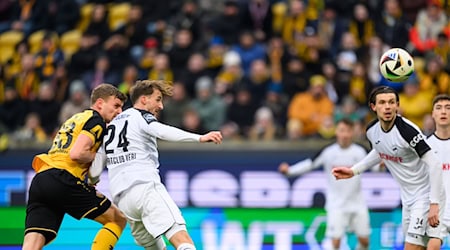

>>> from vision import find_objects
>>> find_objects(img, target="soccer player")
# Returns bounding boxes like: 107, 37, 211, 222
91, 80, 222, 250
332, 86, 446, 250
279, 118, 372, 250
427, 94, 450, 236
23, 84, 128, 250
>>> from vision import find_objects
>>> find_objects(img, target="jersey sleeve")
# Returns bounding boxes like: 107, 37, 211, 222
82, 114, 106, 143
396, 117, 430, 157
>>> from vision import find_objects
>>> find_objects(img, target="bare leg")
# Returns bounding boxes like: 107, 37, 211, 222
404, 242, 426, 250
356, 236, 369, 249
331, 238, 341, 250
22, 232, 46, 250
168, 230, 195, 249
427, 238, 442, 250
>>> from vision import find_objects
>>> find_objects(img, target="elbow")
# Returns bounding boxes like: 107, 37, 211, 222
69, 149, 83, 163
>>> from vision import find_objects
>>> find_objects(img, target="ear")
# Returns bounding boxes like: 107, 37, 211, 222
370, 103, 376, 112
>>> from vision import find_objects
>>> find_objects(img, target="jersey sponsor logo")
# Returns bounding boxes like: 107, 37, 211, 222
379, 153, 403, 163
443, 163, 450, 171
106, 153, 136, 165
409, 134, 425, 147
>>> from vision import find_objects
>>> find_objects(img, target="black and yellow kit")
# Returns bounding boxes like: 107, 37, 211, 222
25, 109, 111, 244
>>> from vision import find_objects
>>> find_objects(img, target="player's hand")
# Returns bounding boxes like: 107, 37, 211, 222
200, 131, 222, 144
278, 162, 290, 175
332, 167, 354, 179
428, 203, 440, 227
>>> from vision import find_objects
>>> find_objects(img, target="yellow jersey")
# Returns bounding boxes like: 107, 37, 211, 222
32, 109, 105, 180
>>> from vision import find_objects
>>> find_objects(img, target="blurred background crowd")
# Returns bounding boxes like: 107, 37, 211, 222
0, 0, 449, 150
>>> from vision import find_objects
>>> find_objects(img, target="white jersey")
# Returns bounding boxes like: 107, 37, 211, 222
426, 134, 450, 221
288, 143, 369, 212
366, 116, 431, 207
104, 108, 201, 202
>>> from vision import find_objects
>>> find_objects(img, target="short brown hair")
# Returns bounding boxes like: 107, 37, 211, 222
130, 80, 173, 104
432, 94, 450, 107
90, 83, 127, 105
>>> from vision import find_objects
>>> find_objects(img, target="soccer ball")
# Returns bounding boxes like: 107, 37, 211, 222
379, 48, 414, 82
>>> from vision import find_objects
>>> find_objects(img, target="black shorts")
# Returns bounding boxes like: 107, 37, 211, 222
25, 168, 111, 244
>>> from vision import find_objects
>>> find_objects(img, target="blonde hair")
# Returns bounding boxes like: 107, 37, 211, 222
90, 83, 127, 105
130, 80, 173, 104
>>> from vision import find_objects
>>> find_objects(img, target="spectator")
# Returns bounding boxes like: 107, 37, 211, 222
45, 0, 80, 35
103, 33, 131, 72
231, 31, 266, 77
58, 80, 90, 125
10, 53, 40, 101
50, 64, 70, 103
116, 3, 147, 50
432, 32, 450, 73
286, 75, 334, 139
82, 54, 120, 92
215, 50, 244, 100
334, 95, 368, 124
13, 112, 48, 144
398, 75, 433, 129
138, 37, 159, 71
348, 61, 371, 106
3, 0, 48, 35
249, 106, 277, 141
147, 53, 174, 82
374, 0, 410, 48
161, 82, 191, 128
34, 32, 65, 81
262, 83, 289, 133
207, 0, 242, 45
84, 4, 110, 44
0, 84, 28, 133
240, 0, 274, 42
181, 107, 207, 134
170, 0, 204, 46
190, 76, 227, 131
418, 55, 450, 95
205, 36, 226, 77
240, 59, 271, 105
177, 53, 211, 99
28, 83, 60, 136
117, 64, 138, 109
266, 36, 290, 84
316, 3, 346, 60
348, 3, 376, 49
168, 28, 196, 77
69, 33, 100, 78
410, 0, 447, 55
225, 86, 258, 137
282, 56, 311, 100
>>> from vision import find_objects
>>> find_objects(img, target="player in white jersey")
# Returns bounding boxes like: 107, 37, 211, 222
332, 86, 445, 250
89, 80, 223, 250
279, 119, 371, 250
427, 94, 450, 235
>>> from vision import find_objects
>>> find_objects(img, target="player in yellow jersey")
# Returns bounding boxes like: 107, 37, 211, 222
22, 83, 128, 250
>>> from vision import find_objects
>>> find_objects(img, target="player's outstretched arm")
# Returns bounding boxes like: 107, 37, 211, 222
332, 167, 354, 179
199, 131, 222, 144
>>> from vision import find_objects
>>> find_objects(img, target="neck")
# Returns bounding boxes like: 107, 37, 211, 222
380, 118, 395, 132
435, 125, 450, 139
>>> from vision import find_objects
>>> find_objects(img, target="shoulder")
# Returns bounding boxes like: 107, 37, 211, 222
394, 116, 423, 141
81, 109, 106, 130
365, 118, 378, 132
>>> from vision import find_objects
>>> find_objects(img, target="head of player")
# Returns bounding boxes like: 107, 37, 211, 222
431, 94, 450, 132
91, 83, 128, 123
335, 118, 355, 149
368, 86, 400, 130
130, 80, 173, 117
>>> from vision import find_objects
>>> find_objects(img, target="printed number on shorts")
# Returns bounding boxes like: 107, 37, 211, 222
408, 216, 426, 235
105, 121, 129, 154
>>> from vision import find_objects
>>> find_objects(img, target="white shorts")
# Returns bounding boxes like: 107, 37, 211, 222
402, 199, 447, 246
117, 182, 186, 248
325, 209, 371, 239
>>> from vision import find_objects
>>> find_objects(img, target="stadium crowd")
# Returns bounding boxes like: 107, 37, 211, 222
0, 0, 449, 150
